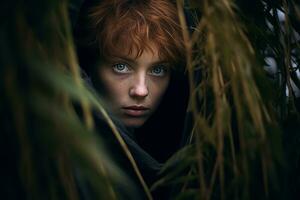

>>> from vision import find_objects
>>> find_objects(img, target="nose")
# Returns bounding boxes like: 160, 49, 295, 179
129, 73, 149, 98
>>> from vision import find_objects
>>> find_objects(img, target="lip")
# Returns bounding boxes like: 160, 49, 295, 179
122, 106, 150, 117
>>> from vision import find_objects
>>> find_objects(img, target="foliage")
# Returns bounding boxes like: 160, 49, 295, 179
153, 0, 300, 199
1, 0, 300, 200
1, 0, 145, 199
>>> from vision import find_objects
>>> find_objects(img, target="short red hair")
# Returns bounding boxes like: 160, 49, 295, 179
83, 0, 185, 66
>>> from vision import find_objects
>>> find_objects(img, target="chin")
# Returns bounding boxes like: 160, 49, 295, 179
123, 119, 146, 128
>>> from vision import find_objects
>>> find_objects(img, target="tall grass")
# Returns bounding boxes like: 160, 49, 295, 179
1, 0, 148, 199
153, 0, 300, 199
1, 0, 300, 199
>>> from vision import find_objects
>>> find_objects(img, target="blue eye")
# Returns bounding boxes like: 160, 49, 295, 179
149, 66, 168, 76
112, 63, 131, 73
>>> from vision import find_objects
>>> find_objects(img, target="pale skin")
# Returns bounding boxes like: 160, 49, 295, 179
98, 45, 171, 128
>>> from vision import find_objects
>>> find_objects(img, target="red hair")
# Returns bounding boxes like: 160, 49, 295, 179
85, 0, 185, 65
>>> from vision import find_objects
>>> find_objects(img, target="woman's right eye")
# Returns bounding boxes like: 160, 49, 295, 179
112, 63, 131, 74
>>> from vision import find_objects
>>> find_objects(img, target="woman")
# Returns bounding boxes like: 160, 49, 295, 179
74, 0, 189, 194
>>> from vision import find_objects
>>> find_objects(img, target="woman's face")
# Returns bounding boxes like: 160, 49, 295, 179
98, 46, 171, 128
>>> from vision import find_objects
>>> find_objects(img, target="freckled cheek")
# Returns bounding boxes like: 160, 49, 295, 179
98, 68, 125, 101
102, 79, 126, 101
149, 76, 170, 106
97, 78, 113, 100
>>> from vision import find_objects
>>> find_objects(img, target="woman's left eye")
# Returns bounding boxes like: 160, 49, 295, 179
149, 66, 168, 76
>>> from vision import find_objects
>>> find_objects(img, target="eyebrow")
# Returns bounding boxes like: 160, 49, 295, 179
109, 55, 170, 66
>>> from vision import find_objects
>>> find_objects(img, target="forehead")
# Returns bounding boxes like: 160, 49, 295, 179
105, 40, 168, 62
